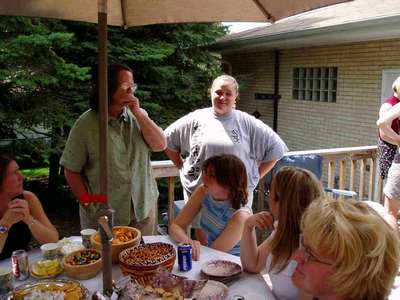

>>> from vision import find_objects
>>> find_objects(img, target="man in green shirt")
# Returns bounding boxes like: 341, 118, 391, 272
60, 64, 166, 235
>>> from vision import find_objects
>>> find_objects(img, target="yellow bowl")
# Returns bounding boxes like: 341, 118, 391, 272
90, 226, 141, 264
63, 249, 102, 280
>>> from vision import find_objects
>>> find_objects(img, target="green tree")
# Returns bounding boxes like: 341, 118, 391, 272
0, 16, 226, 196
0, 17, 90, 195
60, 21, 226, 127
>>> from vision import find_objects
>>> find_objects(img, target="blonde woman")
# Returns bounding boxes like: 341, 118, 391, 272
240, 166, 324, 300
292, 197, 400, 300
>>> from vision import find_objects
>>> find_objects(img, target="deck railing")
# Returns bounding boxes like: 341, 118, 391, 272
151, 145, 381, 227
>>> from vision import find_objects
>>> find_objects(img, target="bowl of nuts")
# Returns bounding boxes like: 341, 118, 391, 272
119, 242, 176, 285
63, 249, 102, 280
91, 226, 141, 264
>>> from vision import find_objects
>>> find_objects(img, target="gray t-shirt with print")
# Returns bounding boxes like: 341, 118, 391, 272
165, 107, 288, 206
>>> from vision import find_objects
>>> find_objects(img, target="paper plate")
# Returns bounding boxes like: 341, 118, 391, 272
196, 280, 229, 300
201, 259, 242, 278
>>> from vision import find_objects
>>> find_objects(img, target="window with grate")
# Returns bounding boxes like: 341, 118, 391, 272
292, 67, 337, 102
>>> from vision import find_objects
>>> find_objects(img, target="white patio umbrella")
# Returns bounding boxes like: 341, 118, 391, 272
0, 0, 350, 197
0, 0, 350, 295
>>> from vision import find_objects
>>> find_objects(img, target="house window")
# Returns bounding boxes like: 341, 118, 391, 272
292, 67, 337, 102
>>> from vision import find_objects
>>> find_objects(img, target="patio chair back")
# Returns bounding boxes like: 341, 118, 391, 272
261, 154, 357, 202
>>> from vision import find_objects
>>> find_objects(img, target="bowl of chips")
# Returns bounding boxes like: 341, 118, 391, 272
63, 249, 102, 280
91, 226, 141, 264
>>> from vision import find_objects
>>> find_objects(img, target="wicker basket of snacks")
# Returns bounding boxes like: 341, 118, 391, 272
119, 242, 176, 285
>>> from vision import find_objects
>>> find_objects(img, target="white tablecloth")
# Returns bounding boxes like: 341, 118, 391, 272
0, 235, 276, 300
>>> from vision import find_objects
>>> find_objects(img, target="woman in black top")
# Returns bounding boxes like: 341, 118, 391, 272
0, 153, 59, 260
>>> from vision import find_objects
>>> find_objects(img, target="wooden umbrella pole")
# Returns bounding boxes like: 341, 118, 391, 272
98, 0, 113, 296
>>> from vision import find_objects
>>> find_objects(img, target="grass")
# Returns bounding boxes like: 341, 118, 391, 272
21, 167, 49, 179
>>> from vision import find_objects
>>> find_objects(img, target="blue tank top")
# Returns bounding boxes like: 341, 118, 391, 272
200, 194, 241, 256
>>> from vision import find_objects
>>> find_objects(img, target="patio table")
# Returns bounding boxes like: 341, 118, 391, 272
0, 235, 276, 300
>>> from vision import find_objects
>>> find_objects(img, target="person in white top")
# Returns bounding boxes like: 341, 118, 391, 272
240, 167, 323, 300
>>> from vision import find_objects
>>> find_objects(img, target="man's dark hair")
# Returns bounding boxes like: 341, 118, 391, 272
89, 64, 134, 111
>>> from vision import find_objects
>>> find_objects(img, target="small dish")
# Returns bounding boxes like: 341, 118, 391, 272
201, 259, 242, 278
30, 259, 63, 279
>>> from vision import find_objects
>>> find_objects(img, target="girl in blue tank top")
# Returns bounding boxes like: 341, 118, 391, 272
169, 154, 251, 260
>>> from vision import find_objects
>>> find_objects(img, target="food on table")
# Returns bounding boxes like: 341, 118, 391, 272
112, 227, 137, 244
57, 237, 85, 256
67, 249, 101, 265
92, 227, 138, 245
119, 242, 175, 267
22, 289, 64, 300
119, 243, 176, 285
11, 280, 87, 300
63, 249, 102, 280
31, 259, 63, 277
91, 226, 141, 264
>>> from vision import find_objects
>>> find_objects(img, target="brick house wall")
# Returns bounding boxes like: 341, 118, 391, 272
222, 38, 400, 151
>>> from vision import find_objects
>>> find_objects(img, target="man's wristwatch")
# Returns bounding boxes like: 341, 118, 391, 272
0, 225, 9, 234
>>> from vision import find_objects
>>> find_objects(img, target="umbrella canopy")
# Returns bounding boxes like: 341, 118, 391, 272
2, 0, 350, 25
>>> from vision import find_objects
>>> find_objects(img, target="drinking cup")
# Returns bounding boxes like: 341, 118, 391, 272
40, 243, 59, 260
81, 228, 97, 248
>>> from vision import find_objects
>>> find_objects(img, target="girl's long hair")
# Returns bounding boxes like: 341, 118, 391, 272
269, 166, 324, 272
202, 154, 248, 209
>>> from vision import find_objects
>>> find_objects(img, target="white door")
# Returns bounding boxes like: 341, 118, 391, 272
381, 69, 400, 103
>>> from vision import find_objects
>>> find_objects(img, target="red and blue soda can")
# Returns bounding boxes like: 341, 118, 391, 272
177, 243, 192, 272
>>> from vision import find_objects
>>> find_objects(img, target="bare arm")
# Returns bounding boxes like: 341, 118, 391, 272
165, 148, 184, 169
377, 103, 400, 145
240, 212, 275, 273
128, 99, 166, 152
259, 159, 278, 179
210, 210, 251, 253
9, 192, 59, 244
64, 168, 87, 201
169, 185, 206, 260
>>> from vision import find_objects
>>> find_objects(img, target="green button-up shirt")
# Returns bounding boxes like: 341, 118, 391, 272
60, 108, 159, 226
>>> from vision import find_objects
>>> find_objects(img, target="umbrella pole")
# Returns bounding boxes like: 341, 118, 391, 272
98, 0, 112, 296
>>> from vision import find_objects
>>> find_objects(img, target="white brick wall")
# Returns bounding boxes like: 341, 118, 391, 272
223, 39, 400, 151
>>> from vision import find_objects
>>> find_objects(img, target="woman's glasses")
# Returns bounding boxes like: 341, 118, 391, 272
299, 234, 333, 265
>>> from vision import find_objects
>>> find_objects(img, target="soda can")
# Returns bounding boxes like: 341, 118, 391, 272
177, 243, 192, 272
11, 249, 29, 281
